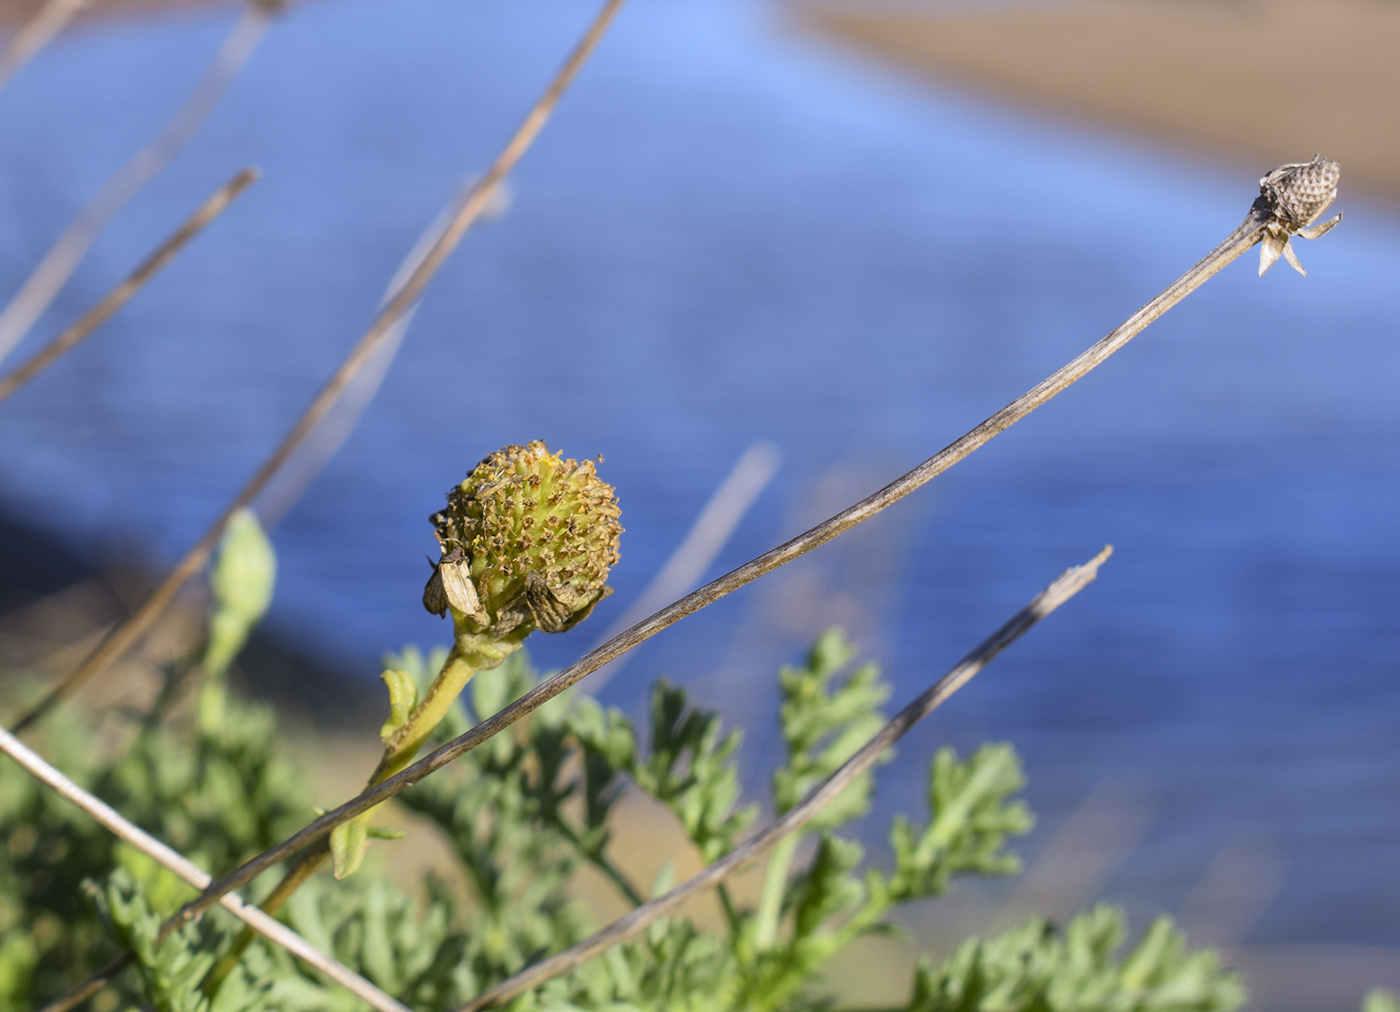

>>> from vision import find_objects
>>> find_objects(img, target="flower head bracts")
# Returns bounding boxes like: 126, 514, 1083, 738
1257, 155, 1342, 277
423, 441, 621, 639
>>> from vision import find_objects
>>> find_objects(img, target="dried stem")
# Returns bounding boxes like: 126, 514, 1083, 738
9, 0, 629, 734
0, 0, 87, 94
157, 184, 1281, 930
0, 2, 273, 366
459, 547, 1113, 1010
0, 725, 411, 1012
0, 168, 259, 405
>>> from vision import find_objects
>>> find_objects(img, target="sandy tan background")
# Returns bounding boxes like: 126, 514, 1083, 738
800, 0, 1400, 205
9, 0, 1396, 207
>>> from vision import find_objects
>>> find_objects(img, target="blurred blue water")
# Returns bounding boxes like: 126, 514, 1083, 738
0, 0, 1396, 951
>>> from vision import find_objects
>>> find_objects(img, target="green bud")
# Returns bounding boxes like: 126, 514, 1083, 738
210, 508, 276, 629
423, 441, 621, 638
200, 508, 277, 734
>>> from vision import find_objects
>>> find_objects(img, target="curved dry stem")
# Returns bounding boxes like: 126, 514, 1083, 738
10, 0, 629, 734
459, 547, 1112, 1010
0, 2, 272, 366
156, 197, 1272, 932
0, 168, 259, 405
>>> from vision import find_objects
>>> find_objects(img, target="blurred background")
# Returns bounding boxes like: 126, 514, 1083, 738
0, 0, 1396, 1007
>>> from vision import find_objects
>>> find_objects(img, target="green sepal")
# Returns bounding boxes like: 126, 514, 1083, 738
378, 667, 419, 743
329, 818, 369, 879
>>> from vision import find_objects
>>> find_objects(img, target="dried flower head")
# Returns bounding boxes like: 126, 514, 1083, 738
423, 441, 621, 638
1257, 155, 1342, 277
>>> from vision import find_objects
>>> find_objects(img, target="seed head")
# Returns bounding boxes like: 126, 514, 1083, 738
1259, 155, 1340, 233
423, 441, 621, 638
1256, 155, 1342, 276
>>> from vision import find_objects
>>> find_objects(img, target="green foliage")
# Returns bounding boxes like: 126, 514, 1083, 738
0, 703, 115, 1009
772, 628, 891, 827
573, 678, 758, 863
1, 628, 1248, 1012
88, 868, 224, 1012
1365, 991, 1400, 1012
85, 865, 479, 1012
906, 906, 1243, 1012
0, 688, 309, 1011
394, 652, 594, 988
883, 744, 1034, 902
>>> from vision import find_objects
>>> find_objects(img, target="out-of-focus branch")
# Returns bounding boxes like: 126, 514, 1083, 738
459, 547, 1113, 1010
10, 0, 628, 734
0, 168, 259, 405
250, 180, 483, 527
0, 0, 87, 93
0, 1, 274, 366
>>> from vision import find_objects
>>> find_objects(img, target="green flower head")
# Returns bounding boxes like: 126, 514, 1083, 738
423, 441, 621, 638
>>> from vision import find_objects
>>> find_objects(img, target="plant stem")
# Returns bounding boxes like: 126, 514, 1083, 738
456, 549, 1112, 1010
753, 833, 801, 949
206, 639, 509, 996
375, 651, 480, 783
201, 844, 329, 998
162, 186, 1279, 934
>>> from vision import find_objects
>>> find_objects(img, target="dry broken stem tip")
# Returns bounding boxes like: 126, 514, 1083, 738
1256, 155, 1342, 277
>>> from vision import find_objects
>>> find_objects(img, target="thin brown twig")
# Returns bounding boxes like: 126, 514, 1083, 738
37, 955, 127, 1012
9, 0, 629, 734
0, 0, 87, 93
0, 1, 273, 366
0, 168, 259, 405
156, 177, 1290, 929
0, 726, 412, 1012
460, 546, 1113, 1010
